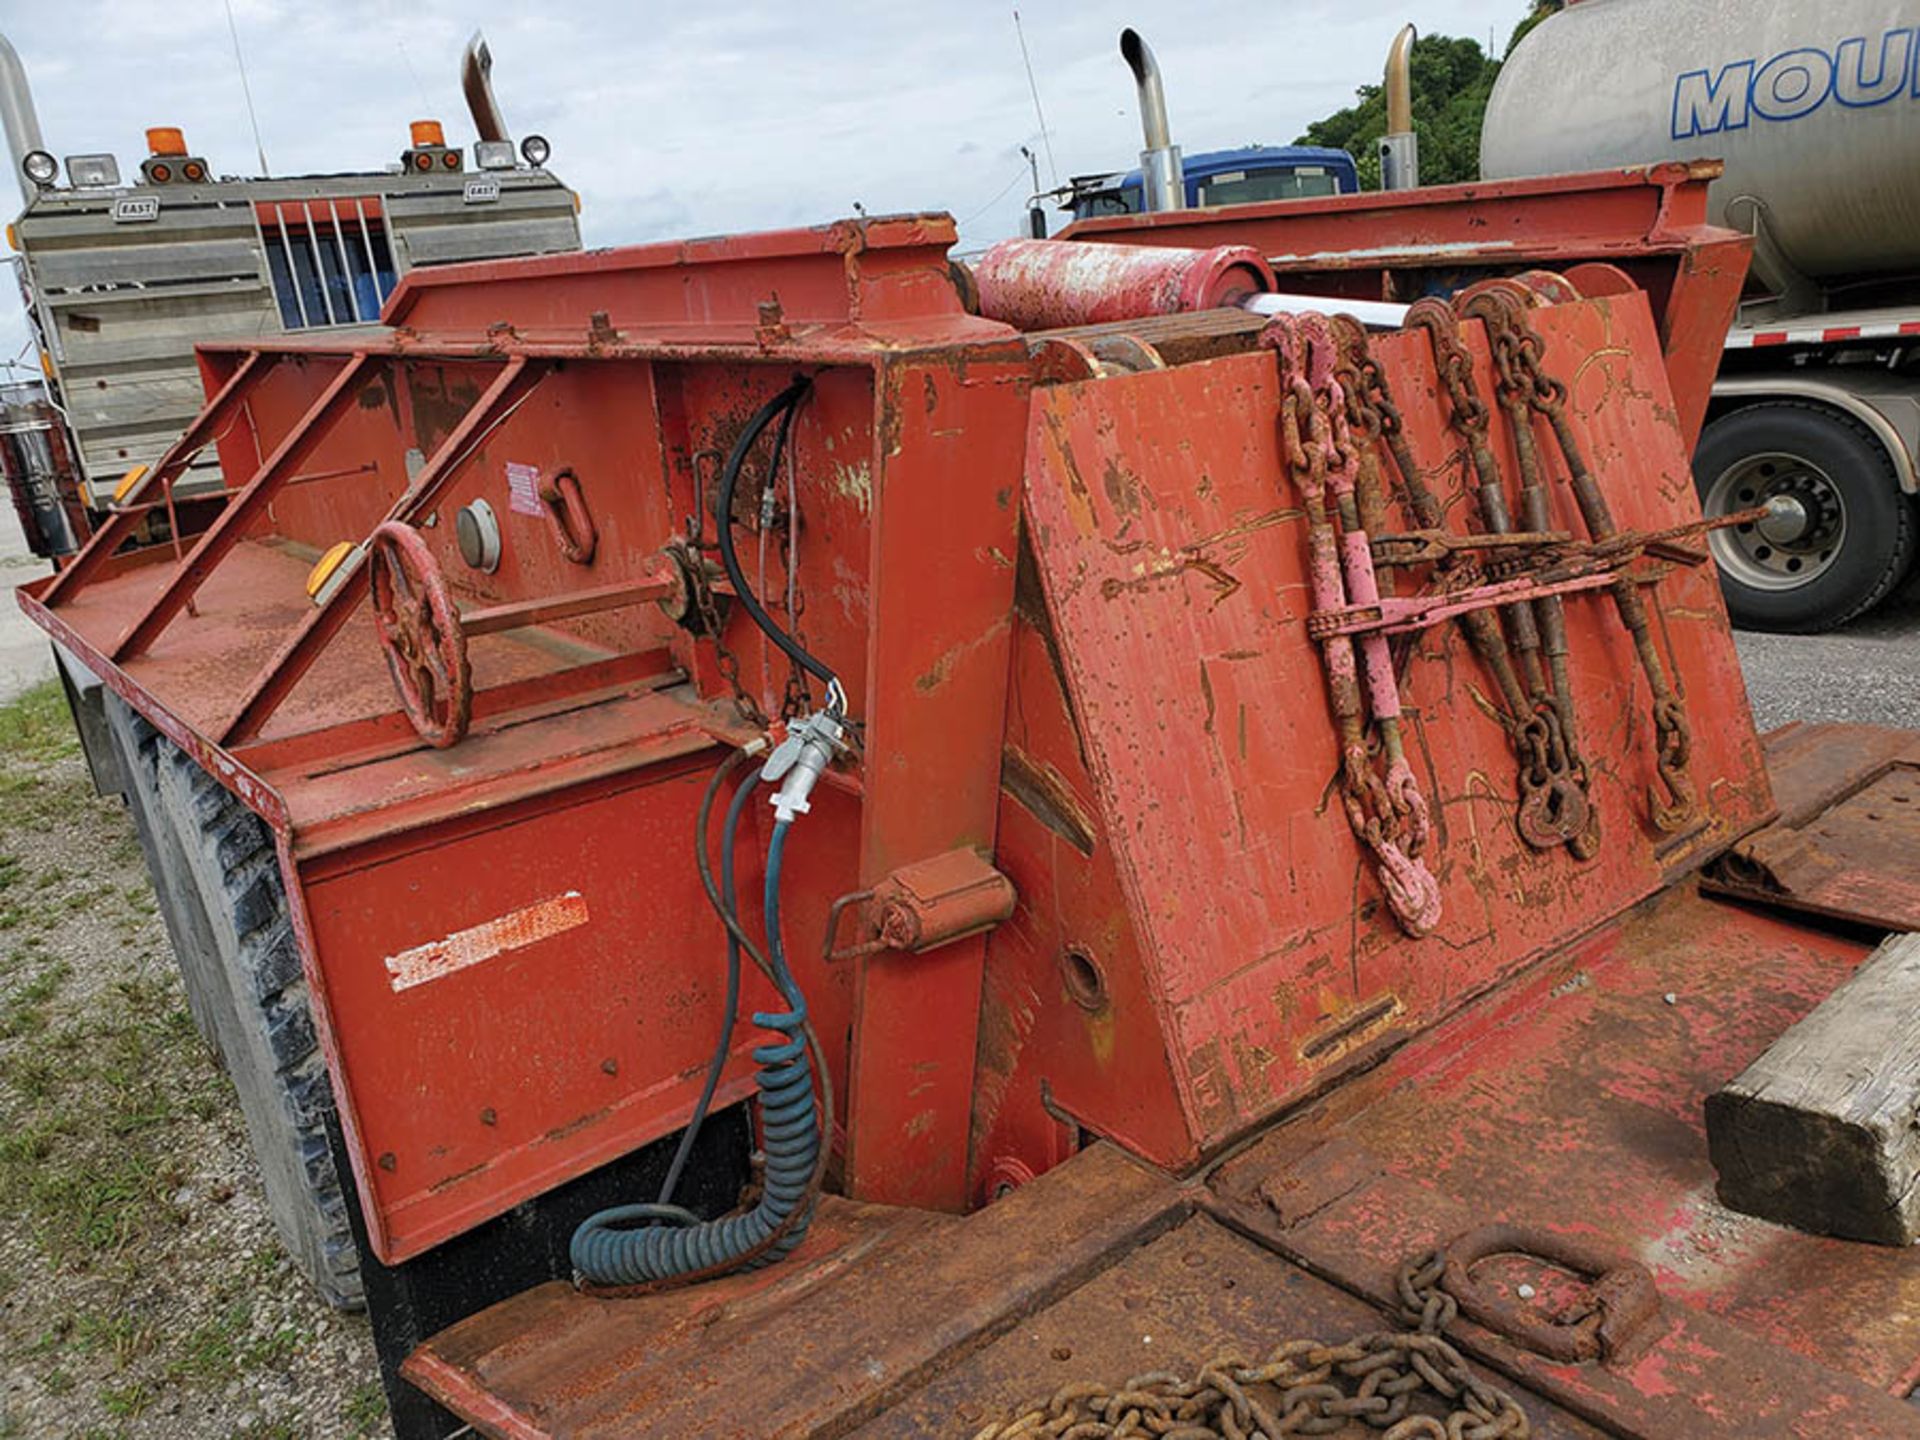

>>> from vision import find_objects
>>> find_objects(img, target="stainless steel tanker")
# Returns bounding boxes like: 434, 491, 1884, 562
1480, 0, 1920, 633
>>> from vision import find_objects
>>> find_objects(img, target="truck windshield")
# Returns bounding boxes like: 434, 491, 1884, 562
1195, 167, 1339, 206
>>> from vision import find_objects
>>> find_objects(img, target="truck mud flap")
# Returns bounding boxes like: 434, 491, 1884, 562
1703, 722, 1920, 932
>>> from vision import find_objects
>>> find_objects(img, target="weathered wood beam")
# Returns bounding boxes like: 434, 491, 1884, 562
1706, 932, 1920, 1245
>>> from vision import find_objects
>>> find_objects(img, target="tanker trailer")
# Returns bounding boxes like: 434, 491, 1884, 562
1482, 0, 1920, 632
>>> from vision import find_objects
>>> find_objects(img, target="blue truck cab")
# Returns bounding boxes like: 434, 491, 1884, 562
1066, 144, 1359, 219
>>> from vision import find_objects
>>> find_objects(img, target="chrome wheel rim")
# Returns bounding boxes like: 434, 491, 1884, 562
1703, 449, 1846, 591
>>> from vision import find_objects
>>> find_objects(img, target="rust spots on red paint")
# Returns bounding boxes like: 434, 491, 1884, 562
1001, 745, 1096, 857
1299, 993, 1404, 1067
914, 616, 1012, 693
1100, 553, 1241, 606
543, 1107, 612, 1144
1102, 458, 1145, 518
427, 1161, 488, 1195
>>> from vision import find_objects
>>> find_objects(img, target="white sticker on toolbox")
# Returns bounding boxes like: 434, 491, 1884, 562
385, 890, 589, 992
506, 461, 543, 517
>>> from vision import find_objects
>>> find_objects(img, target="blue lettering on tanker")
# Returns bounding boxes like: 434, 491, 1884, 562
1673, 27, 1915, 139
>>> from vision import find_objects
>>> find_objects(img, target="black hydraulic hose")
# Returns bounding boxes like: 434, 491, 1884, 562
715, 378, 839, 693
655, 755, 757, 1208
569, 745, 836, 1288
571, 813, 817, 1284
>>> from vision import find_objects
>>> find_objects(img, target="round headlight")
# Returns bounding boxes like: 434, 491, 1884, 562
21, 150, 56, 186
519, 134, 551, 168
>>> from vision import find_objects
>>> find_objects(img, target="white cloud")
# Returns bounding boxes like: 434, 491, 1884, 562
0, 0, 1528, 369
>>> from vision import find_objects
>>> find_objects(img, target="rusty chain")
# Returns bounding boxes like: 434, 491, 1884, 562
1269, 314, 1440, 936
1467, 290, 1600, 860
1329, 317, 1395, 561
1401, 300, 1587, 852
968, 1251, 1531, 1440
1496, 306, 1698, 833
682, 542, 767, 727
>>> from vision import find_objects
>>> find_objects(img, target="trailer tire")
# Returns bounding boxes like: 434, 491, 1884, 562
1694, 402, 1914, 633
106, 698, 364, 1309
103, 697, 229, 1057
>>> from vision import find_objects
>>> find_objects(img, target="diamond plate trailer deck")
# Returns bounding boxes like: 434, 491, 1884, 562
17, 167, 1920, 1436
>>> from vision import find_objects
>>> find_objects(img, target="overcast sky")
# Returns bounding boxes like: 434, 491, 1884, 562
0, 0, 1529, 366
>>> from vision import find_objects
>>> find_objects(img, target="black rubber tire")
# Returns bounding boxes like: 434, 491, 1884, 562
1693, 401, 1915, 633
104, 696, 364, 1309
103, 698, 228, 1057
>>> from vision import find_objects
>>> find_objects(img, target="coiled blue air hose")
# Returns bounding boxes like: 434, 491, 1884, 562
570, 817, 819, 1284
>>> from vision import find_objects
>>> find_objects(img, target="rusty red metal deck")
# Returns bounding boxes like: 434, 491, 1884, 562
1704, 722, 1920, 933
405, 883, 1920, 1437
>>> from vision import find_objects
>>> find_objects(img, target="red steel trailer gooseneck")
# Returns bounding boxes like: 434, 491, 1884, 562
17, 164, 1920, 1437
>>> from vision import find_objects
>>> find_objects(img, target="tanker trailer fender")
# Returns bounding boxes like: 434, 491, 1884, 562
1696, 377, 1920, 632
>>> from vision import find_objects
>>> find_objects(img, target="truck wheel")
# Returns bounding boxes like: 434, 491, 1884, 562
1694, 402, 1914, 632
102, 696, 228, 1057
122, 707, 364, 1310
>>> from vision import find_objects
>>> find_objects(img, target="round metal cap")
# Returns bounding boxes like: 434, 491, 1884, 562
455, 498, 501, 573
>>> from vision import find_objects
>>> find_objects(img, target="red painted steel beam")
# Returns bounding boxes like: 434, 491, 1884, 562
42, 351, 274, 607
841, 351, 1029, 1211
1060, 164, 1751, 447
1652, 234, 1751, 447
1060, 164, 1724, 267
461, 574, 676, 637
111, 353, 378, 662
218, 356, 540, 746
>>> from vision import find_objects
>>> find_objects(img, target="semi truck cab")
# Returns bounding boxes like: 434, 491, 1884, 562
0, 31, 582, 560
1065, 144, 1360, 220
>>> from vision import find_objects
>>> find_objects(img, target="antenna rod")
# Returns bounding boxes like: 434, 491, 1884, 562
224, 0, 269, 176
1012, 9, 1058, 187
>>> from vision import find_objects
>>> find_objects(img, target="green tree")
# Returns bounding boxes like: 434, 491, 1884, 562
1297, 4, 1562, 189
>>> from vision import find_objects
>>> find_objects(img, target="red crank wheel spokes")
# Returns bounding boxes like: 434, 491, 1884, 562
368, 521, 471, 748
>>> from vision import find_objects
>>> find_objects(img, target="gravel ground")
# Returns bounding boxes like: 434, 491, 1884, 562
1733, 576, 1920, 732
0, 684, 383, 1440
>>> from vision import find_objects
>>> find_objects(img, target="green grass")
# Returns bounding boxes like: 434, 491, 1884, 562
98, 1380, 151, 1419
0, 679, 379, 1433
0, 680, 77, 766
344, 1381, 389, 1437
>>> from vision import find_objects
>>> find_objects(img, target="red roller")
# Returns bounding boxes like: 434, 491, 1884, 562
971, 237, 1274, 330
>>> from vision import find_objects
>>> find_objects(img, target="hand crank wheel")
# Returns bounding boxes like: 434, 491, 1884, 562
368, 520, 471, 749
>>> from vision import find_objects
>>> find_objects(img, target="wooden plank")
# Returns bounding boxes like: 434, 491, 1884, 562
1706, 931, 1920, 1245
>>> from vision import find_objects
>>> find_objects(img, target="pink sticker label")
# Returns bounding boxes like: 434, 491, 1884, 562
506, 461, 543, 517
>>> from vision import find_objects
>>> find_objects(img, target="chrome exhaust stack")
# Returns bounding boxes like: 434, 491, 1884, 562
1379, 24, 1419, 191
461, 30, 508, 144
1120, 28, 1184, 212
0, 31, 48, 207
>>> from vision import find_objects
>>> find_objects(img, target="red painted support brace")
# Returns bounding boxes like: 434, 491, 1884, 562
219, 356, 542, 745
112, 354, 378, 661
42, 352, 274, 607
841, 354, 1028, 1211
